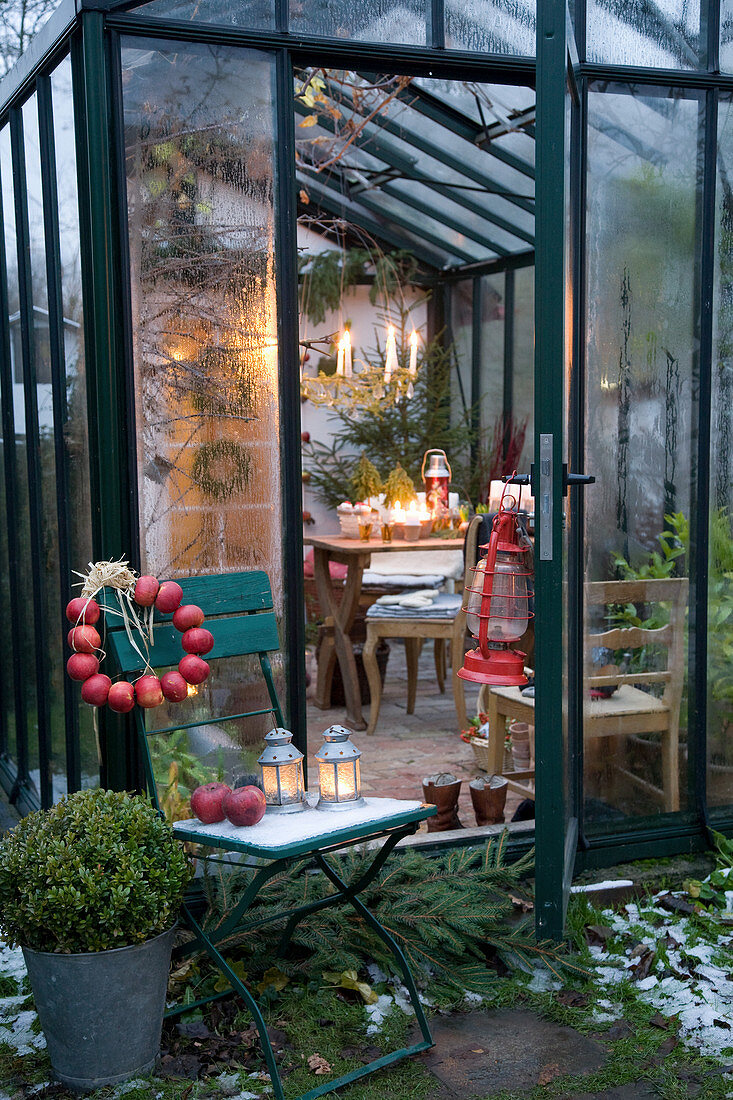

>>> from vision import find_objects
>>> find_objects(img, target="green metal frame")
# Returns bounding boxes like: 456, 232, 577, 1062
175, 813, 434, 1100
533, 0, 578, 940
104, 568, 434, 1097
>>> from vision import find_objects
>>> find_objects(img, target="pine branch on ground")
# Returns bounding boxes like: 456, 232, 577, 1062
200, 834, 584, 1000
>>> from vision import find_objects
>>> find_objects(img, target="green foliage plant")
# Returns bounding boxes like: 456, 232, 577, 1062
0, 789, 191, 953
302, 307, 474, 509
382, 462, 416, 507
351, 453, 382, 503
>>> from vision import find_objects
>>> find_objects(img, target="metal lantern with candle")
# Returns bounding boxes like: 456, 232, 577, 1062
258, 727, 306, 813
315, 724, 365, 810
421, 449, 451, 518
458, 487, 533, 686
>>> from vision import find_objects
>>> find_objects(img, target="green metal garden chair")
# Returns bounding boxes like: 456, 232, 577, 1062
105, 570, 434, 1100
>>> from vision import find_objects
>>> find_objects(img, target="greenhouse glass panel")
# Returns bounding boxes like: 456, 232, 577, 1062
121, 38, 286, 788
0, 126, 14, 767
130, 0, 274, 30
445, 0, 535, 56
22, 92, 67, 799
709, 92, 733, 810
586, 0, 702, 69
722, 1, 733, 73
584, 84, 699, 824
512, 262, 534, 472
51, 57, 98, 791
289, 0, 427, 45
1, 121, 39, 795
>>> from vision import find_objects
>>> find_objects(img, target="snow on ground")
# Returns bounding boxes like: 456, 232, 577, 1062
589, 896, 733, 1060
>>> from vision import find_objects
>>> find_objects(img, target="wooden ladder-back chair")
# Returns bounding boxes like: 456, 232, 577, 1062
105, 570, 434, 1100
481, 577, 689, 812
362, 515, 483, 736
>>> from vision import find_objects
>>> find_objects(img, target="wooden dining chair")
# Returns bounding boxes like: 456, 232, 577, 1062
362, 516, 482, 735
480, 576, 689, 812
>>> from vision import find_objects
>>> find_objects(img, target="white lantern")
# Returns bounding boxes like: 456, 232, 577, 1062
258, 728, 306, 813
315, 725, 365, 810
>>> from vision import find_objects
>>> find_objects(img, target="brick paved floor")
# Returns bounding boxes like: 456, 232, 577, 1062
306, 638, 532, 832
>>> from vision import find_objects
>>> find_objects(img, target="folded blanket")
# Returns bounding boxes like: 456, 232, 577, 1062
366, 593, 463, 619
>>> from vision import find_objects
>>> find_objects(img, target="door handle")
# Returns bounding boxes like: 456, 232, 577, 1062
562, 465, 595, 496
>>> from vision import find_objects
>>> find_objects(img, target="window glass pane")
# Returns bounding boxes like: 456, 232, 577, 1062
0, 130, 15, 766
586, 0, 701, 69
289, 0, 427, 45
51, 56, 98, 791
1, 122, 39, 795
121, 38, 285, 813
709, 93, 733, 810
23, 93, 67, 801
721, 1, 733, 74
131, 0, 274, 29
583, 85, 698, 824
445, 0, 535, 56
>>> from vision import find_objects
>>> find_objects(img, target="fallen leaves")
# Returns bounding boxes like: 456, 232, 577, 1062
308, 1052, 332, 1075
322, 969, 379, 1004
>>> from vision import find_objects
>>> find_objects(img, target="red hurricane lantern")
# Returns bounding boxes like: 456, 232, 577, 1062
458, 488, 533, 687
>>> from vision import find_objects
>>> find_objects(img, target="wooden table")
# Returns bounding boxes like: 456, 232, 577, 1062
304, 533, 463, 729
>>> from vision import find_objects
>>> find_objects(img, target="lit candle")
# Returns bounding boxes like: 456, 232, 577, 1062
336, 338, 344, 377
343, 329, 352, 377
384, 325, 398, 383
409, 330, 418, 377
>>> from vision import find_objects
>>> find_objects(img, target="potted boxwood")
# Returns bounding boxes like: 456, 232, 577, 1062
0, 788, 191, 1091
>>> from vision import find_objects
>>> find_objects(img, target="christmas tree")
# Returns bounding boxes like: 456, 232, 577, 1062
351, 454, 382, 502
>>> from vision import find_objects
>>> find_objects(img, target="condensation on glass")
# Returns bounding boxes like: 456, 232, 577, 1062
583, 84, 697, 821
122, 39, 284, 797
132, 0, 274, 28
445, 0, 535, 56
722, 1, 733, 73
0, 122, 40, 793
51, 57, 98, 791
709, 92, 733, 810
586, 0, 701, 69
0, 126, 15, 766
23, 92, 68, 799
289, 0, 427, 44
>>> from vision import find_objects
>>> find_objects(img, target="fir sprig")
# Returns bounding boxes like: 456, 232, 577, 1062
199, 834, 584, 999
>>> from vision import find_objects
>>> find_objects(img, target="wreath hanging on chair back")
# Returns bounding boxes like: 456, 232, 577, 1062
65, 559, 213, 712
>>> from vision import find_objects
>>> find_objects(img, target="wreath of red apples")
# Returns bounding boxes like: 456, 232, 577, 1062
65, 575, 214, 713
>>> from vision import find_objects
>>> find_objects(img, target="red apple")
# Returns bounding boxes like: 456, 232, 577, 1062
67, 625, 101, 653
81, 674, 111, 706
108, 681, 135, 713
179, 654, 210, 685
190, 782, 232, 824
67, 653, 99, 681
66, 597, 100, 625
223, 786, 266, 827
134, 575, 159, 607
301, 431, 310, 443
155, 581, 183, 613
172, 604, 205, 632
160, 670, 188, 702
181, 627, 214, 656
135, 674, 164, 708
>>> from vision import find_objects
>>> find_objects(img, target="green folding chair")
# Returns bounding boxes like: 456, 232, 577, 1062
105, 570, 434, 1100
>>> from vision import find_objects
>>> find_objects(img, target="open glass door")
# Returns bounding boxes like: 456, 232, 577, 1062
532, 1, 586, 939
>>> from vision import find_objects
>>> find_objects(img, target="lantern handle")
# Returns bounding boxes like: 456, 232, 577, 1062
420, 448, 452, 482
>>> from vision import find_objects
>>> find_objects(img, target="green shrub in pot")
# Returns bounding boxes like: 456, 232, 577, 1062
0, 789, 192, 1090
